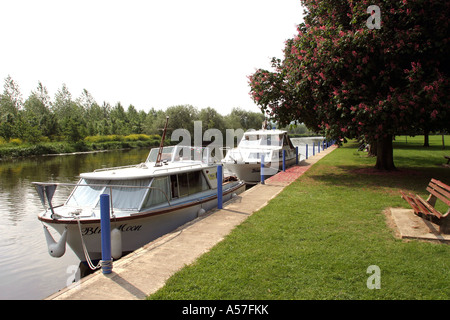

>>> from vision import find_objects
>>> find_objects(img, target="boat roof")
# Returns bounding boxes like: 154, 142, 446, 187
243, 129, 287, 136
80, 161, 212, 180
80, 145, 215, 180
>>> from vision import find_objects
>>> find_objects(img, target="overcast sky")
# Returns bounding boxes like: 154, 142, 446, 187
0, 0, 303, 115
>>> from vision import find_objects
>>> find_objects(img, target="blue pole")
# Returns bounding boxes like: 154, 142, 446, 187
100, 194, 112, 274
306, 144, 308, 159
295, 146, 298, 164
282, 150, 286, 172
318, 141, 321, 153
217, 165, 223, 209
260, 154, 265, 185
313, 142, 315, 156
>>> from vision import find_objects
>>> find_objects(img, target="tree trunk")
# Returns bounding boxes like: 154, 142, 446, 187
368, 139, 377, 157
424, 130, 430, 147
375, 135, 396, 170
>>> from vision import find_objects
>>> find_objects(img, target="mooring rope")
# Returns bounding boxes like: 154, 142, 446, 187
76, 217, 101, 270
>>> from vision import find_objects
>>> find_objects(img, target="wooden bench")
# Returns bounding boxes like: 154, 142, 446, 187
400, 178, 450, 234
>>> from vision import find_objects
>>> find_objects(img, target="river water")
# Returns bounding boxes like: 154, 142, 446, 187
0, 137, 324, 300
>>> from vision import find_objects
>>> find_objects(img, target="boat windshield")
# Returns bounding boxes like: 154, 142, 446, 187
146, 146, 211, 163
247, 151, 272, 160
66, 178, 152, 211
146, 146, 175, 163
240, 134, 283, 147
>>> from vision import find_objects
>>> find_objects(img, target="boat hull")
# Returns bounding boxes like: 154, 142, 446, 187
224, 157, 296, 182
40, 181, 245, 262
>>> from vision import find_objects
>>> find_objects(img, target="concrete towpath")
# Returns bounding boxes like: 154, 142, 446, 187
47, 145, 337, 300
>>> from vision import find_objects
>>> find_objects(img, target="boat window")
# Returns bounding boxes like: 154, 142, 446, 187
102, 179, 151, 210
285, 135, 295, 148
171, 171, 210, 199
147, 146, 175, 162
178, 172, 189, 197
261, 134, 281, 146
174, 146, 204, 161
240, 134, 260, 147
170, 174, 179, 199
143, 177, 170, 208
248, 152, 271, 160
187, 170, 210, 194
66, 179, 107, 207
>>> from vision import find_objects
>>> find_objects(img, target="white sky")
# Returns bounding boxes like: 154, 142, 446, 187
0, 0, 303, 115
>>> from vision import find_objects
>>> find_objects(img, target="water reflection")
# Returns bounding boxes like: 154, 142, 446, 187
0, 148, 149, 300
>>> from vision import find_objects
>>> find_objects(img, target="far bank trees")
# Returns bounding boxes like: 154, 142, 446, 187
0, 76, 265, 144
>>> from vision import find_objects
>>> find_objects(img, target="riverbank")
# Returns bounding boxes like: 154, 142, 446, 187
149, 136, 450, 300
0, 135, 163, 160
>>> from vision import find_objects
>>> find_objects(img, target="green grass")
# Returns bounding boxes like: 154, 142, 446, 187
148, 136, 450, 300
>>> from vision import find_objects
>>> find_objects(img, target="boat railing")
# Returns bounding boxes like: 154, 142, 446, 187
152, 163, 204, 174
32, 182, 171, 217
93, 163, 145, 173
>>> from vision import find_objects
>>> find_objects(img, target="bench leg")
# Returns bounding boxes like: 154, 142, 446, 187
439, 218, 450, 234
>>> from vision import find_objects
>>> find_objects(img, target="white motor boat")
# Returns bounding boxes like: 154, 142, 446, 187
34, 144, 245, 266
221, 129, 297, 182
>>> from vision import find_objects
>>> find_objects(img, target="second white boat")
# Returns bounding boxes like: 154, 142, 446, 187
222, 129, 297, 182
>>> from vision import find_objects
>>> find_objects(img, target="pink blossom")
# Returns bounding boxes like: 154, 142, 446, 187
431, 110, 438, 118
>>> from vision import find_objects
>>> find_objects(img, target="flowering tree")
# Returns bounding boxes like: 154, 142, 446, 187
249, 0, 450, 170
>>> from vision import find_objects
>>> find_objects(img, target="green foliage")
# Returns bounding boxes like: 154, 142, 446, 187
248, 0, 450, 169
0, 76, 266, 155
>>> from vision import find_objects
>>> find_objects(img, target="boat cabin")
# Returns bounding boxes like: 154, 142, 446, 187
55, 146, 218, 215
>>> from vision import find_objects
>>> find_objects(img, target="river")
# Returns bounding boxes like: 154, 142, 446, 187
0, 137, 324, 300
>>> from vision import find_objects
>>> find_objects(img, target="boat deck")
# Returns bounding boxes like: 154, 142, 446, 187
46, 145, 337, 300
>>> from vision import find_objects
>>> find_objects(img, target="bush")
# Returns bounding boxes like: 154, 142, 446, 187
84, 135, 124, 143
123, 134, 152, 141
9, 138, 23, 146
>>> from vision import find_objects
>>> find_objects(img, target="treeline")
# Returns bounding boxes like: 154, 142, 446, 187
0, 76, 268, 144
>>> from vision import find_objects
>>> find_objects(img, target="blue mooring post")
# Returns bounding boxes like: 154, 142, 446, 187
100, 194, 112, 274
295, 146, 299, 164
260, 154, 265, 184
217, 165, 223, 209
306, 144, 308, 159
282, 150, 286, 172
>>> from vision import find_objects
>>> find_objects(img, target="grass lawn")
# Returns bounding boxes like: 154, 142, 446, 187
148, 136, 450, 300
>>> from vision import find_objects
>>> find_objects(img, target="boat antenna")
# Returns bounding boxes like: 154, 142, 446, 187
155, 116, 169, 167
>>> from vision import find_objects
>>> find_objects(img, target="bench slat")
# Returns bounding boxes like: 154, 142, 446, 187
430, 179, 450, 192
426, 186, 450, 207
415, 194, 443, 218
428, 181, 450, 206
400, 191, 421, 215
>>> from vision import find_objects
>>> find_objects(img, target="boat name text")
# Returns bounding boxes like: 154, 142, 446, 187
82, 224, 142, 235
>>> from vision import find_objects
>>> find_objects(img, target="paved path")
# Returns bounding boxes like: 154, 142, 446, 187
47, 145, 337, 300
